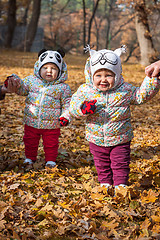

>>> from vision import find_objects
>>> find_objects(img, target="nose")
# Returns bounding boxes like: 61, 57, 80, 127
47, 67, 52, 73
101, 75, 107, 82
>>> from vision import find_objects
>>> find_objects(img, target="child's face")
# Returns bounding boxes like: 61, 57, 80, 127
93, 69, 115, 91
40, 63, 59, 81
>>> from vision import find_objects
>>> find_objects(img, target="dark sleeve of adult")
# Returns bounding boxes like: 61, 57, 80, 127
0, 86, 5, 100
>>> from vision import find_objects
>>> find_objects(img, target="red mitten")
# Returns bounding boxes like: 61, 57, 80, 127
4, 76, 12, 88
81, 100, 97, 114
59, 117, 69, 126
4, 77, 9, 88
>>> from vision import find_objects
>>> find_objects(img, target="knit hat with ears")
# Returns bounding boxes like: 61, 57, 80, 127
38, 48, 65, 79
84, 45, 126, 87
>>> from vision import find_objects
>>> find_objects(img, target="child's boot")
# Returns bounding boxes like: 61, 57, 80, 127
24, 158, 33, 165
46, 161, 56, 168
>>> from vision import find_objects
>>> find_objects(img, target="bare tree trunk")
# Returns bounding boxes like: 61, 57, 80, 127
82, 0, 86, 49
87, 0, 100, 45
4, 0, 16, 48
94, 17, 103, 50
0, 0, 2, 18
105, 0, 111, 49
135, 1, 156, 66
18, 0, 41, 52
21, 0, 31, 25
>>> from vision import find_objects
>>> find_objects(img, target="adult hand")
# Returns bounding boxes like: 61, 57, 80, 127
145, 60, 160, 78
4, 76, 21, 93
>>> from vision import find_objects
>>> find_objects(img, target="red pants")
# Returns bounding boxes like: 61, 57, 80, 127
23, 124, 60, 162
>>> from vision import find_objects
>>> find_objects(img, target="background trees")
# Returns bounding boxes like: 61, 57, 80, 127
0, 0, 160, 65
4, 0, 16, 48
17, 0, 41, 51
118, 0, 160, 65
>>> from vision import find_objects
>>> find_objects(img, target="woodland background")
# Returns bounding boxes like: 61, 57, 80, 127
0, 0, 160, 240
0, 0, 160, 65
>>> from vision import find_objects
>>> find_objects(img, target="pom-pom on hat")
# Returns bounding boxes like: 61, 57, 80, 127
84, 45, 126, 86
38, 48, 65, 79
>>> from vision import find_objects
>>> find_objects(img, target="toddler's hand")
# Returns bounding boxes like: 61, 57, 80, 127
4, 77, 9, 88
81, 100, 97, 114
4, 76, 13, 88
59, 117, 69, 127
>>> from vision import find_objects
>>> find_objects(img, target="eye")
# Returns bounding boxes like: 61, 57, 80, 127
41, 66, 46, 70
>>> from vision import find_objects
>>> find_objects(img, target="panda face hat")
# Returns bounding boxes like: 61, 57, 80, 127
84, 45, 126, 87
38, 49, 65, 79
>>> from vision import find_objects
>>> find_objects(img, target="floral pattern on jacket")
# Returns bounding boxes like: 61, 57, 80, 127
63, 58, 160, 147
11, 60, 72, 129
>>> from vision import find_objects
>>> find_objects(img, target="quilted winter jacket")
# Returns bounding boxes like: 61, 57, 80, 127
65, 58, 160, 147
11, 60, 72, 129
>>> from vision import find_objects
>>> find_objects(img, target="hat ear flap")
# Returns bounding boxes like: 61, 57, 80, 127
38, 48, 47, 57
57, 48, 65, 58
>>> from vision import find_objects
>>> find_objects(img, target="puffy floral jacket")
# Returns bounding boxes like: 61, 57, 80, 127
63, 58, 160, 147
11, 61, 72, 129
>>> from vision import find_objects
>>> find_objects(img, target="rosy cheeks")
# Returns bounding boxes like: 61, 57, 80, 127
93, 69, 115, 91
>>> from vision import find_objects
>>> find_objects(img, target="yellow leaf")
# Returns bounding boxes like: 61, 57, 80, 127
83, 181, 92, 191
151, 215, 160, 223
102, 220, 119, 229
41, 194, 49, 200
38, 219, 50, 226
72, 149, 77, 153
40, 203, 53, 212
141, 189, 158, 203
57, 201, 71, 210
90, 193, 105, 201
34, 198, 43, 208
0, 220, 6, 231
81, 174, 90, 180
141, 218, 151, 230
0, 201, 7, 210
152, 224, 160, 234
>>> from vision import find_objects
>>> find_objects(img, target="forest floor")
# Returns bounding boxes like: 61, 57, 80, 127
0, 50, 160, 240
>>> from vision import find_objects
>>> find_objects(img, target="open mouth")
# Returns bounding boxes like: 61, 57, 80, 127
100, 83, 108, 87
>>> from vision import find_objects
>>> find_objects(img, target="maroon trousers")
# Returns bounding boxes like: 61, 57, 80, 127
89, 141, 131, 186
23, 124, 60, 162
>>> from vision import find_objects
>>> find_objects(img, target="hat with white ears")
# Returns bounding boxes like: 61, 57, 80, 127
84, 45, 126, 86
38, 48, 65, 79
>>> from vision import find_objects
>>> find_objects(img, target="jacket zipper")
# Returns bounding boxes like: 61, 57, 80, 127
104, 92, 108, 146
38, 87, 46, 128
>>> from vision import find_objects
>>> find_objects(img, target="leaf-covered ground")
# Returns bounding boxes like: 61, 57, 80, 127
0, 50, 160, 240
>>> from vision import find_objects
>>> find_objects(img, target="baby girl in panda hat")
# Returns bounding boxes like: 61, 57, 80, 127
62, 45, 160, 190
6, 48, 72, 168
